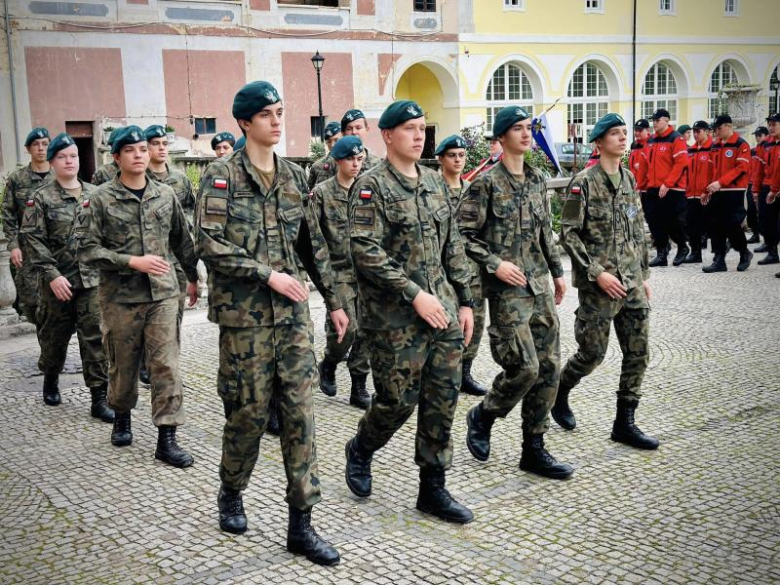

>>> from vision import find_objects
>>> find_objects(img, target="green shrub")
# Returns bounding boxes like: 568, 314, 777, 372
185, 164, 201, 194
309, 139, 326, 160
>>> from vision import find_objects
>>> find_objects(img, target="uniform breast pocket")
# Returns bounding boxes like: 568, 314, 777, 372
488, 200, 518, 246
228, 199, 262, 224
385, 205, 417, 231
278, 205, 304, 244
104, 207, 135, 245
431, 204, 451, 245
46, 204, 75, 242
324, 202, 348, 229
153, 201, 173, 233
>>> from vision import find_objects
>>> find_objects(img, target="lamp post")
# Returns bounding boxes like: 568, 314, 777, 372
311, 50, 325, 139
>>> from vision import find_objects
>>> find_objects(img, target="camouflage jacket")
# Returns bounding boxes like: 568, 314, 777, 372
443, 177, 481, 299
147, 163, 195, 225
307, 147, 383, 191
312, 175, 356, 284
196, 149, 342, 328
2, 165, 53, 250
91, 161, 119, 186
349, 160, 473, 331
561, 164, 649, 290
457, 161, 563, 298
78, 176, 198, 303
21, 179, 100, 290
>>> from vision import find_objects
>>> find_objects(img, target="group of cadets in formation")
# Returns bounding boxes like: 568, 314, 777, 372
4, 77, 780, 565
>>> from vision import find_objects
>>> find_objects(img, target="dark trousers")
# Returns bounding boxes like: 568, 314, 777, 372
706, 190, 748, 256
685, 198, 705, 251
643, 187, 687, 250
745, 185, 759, 235
758, 185, 779, 249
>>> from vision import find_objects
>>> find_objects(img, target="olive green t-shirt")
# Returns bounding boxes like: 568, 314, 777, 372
607, 172, 621, 190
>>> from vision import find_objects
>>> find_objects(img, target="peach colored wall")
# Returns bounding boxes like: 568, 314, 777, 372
357, 0, 375, 16
162, 50, 245, 139
249, 0, 270, 10
25, 47, 126, 134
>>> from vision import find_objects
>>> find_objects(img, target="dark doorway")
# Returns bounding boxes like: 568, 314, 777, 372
65, 121, 95, 182
423, 125, 436, 159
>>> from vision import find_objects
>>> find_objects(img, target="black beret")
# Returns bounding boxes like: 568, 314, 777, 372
341, 109, 366, 133
651, 108, 671, 120
378, 100, 424, 130
211, 132, 236, 150
25, 127, 49, 147
712, 114, 732, 129
692, 120, 710, 131
634, 119, 650, 130
677, 124, 691, 134
330, 136, 364, 160
111, 125, 146, 154
144, 125, 167, 141
765, 112, 780, 123
589, 113, 627, 143
753, 126, 769, 136
46, 133, 77, 161
492, 106, 531, 138
232, 81, 281, 122
434, 134, 467, 156
323, 121, 341, 141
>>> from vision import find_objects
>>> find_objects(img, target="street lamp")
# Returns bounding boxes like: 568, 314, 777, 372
311, 51, 325, 139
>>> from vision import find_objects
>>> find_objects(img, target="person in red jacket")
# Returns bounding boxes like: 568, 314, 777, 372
645, 108, 690, 267
766, 116, 780, 277
746, 126, 768, 244
754, 113, 780, 265
701, 115, 753, 272
629, 119, 650, 191
682, 120, 714, 263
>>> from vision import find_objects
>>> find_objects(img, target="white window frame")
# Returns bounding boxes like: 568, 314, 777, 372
485, 63, 535, 134
503, 0, 526, 12
585, 0, 604, 14
641, 62, 679, 126
708, 61, 739, 119
567, 62, 610, 142
724, 0, 739, 16
659, 0, 675, 15
770, 65, 780, 116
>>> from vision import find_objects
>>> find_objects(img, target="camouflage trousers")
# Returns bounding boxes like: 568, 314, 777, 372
559, 285, 650, 403
100, 295, 186, 426
483, 287, 560, 435
14, 260, 39, 326
462, 297, 486, 362
37, 284, 106, 388
218, 322, 321, 510
356, 320, 464, 470
323, 284, 370, 376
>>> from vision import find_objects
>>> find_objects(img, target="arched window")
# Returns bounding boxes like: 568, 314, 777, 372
769, 65, 779, 115
641, 62, 678, 124
567, 62, 609, 142
485, 63, 534, 133
708, 61, 738, 119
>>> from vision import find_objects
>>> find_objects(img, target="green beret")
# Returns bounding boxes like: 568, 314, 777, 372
330, 136, 364, 160
106, 127, 122, 146
111, 125, 146, 154
435, 134, 467, 156
341, 109, 366, 133
234, 136, 246, 151
588, 113, 627, 143
492, 106, 530, 139
211, 132, 235, 150
232, 81, 281, 121
677, 124, 691, 134
323, 121, 341, 140
46, 133, 76, 161
25, 127, 50, 147
144, 125, 167, 141
378, 100, 424, 130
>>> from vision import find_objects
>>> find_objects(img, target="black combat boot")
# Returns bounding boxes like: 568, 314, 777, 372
43, 373, 61, 406
287, 506, 340, 566
349, 372, 371, 409
648, 246, 668, 267
89, 384, 115, 423
519, 432, 574, 479
155, 425, 194, 468
266, 394, 281, 436
737, 249, 753, 272
461, 360, 487, 396
416, 468, 474, 524
550, 385, 576, 430
754, 242, 768, 253
218, 484, 247, 534
681, 246, 702, 263
672, 243, 690, 266
318, 359, 338, 397
611, 401, 659, 450
465, 403, 495, 461
757, 248, 780, 265
344, 437, 373, 497
111, 411, 132, 447
746, 232, 760, 244
702, 254, 727, 273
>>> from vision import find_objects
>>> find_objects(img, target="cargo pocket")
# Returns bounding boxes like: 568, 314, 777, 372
488, 324, 519, 371
369, 342, 402, 406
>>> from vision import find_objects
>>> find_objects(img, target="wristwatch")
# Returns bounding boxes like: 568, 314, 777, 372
459, 299, 476, 309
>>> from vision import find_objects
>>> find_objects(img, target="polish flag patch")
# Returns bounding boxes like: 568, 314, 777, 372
570, 186, 581, 195
359, 189, 373, 200
213, 178, 228, 190
82, 200, 90, 208
25, 200, 34, 207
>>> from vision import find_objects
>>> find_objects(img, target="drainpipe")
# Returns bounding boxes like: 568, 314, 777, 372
4, 0, 21, 162
632, 0, 637, 125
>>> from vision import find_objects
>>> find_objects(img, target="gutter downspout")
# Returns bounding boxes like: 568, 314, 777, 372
4, 0, 21, 162
632, 0, 637, 126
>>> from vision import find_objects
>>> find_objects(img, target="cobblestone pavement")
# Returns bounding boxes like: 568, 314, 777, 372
1, 246, 779, 584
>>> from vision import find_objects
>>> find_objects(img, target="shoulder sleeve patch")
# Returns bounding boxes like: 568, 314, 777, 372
459, 201, 479, 221
353, 206, 375, 227
205, 197, 228, 216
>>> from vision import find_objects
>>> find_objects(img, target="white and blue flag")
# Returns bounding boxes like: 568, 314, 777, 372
531, 113, 562, 175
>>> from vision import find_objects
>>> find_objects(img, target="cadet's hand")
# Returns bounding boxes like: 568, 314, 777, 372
186, 281, 199, 307
553, 276, 566, 305
129, 255, 171, 276
495, 261, 528, 287
768, 191, 778, 205
458, 306, 474, 347
706, 181, 722, 194
329, 308, 349, 344
596, 271, 627, 300
10, 248, 23, 268
701, 192, 712, 206
412, 291, 450, 329
49, 275, 73, 302
268, 270, 309, 302
659, 184, 670, 199
643, 280, 652, 302
753, 191, 759, 204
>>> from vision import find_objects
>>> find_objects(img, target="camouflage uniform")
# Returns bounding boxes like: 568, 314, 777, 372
458, 161, 563, 434
78, 176, 199, 425
559, 165, 651, 403
196, 150, 343, 509
349, 160, 473, 470
21, 179, 106, 388
308, 148, 382, 190
2, 165, 53, 325
91, 161, 119, 186
312, 175, 370, 376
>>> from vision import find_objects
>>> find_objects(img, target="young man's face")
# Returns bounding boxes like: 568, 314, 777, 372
336, 153, 365, 179
113, 143, 150, 176
693, 128, 708, 145
715, 124, 732, 141
652, 117, 669, 134
50, 145, 79, 180
27, 138, 50, 164
683, 130, 692, 142
240, 102, 284, 147
488, 138, 502, 157
597, 126, 628, 158
344, 119, 368, 139
147, 137, 168, 164
438, 148, 466, 176
634, 128, 649, 142
756, 133, 767, 145
326, 133, 342, 150
768, 121, 780, 138
499, 119, 532, 155
383, 117, 426, 162
214, 142, 234, 158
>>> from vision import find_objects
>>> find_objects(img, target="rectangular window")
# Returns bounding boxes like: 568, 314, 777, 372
194, 117, 216, 135
659, 0, 675, 14
585, 0, 603, 13
724, 0, 738, 15
503, 0, 525, 10
278, 1, 339, 6
413, 0, 435, 12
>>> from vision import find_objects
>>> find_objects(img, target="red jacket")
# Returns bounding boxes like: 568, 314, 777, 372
686, 137, 714, 199
585, 146, 600, 169
749, 144, 764, 188
647, 126, 689, 191
711, 132, 750, 191
772, 142, 780, 193
752, 138, 778, 194
628, 140, 648, 190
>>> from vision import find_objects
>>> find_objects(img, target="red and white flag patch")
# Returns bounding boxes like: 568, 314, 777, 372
359, 189, 373, 200
570, 186, 581, 195
213, 178, 228, 190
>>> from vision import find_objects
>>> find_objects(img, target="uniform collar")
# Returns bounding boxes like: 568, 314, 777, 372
240, 149, 293, 196
594, 163, 627, 195
385, 160, 423, 194
54, 178, 86, 200
110, 175, 161, 202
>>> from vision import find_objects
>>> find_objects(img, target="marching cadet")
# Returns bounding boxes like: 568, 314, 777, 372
92, 128, 121, 186
196, 81, 347, 566
21, 133, 113, 421
312, 135, 372, 409
629, 119, 650, 207
746, 126, 769, 245
436, 134, 487, 396
701, 115, 753, 273
458, 107, 572, 480
554, 113, 659, 450
682, 120, 715, 264
341, 108, 383, 170
2, 127, 52, 327
462, 134, 502, 182
754, 113, 780, 266
78, 126, 200, 467
307, 121, 342, 190
344, 100, 476, 524
211, 132, 236, 158
678, 124, 693, 146
760, 115, 780, 276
